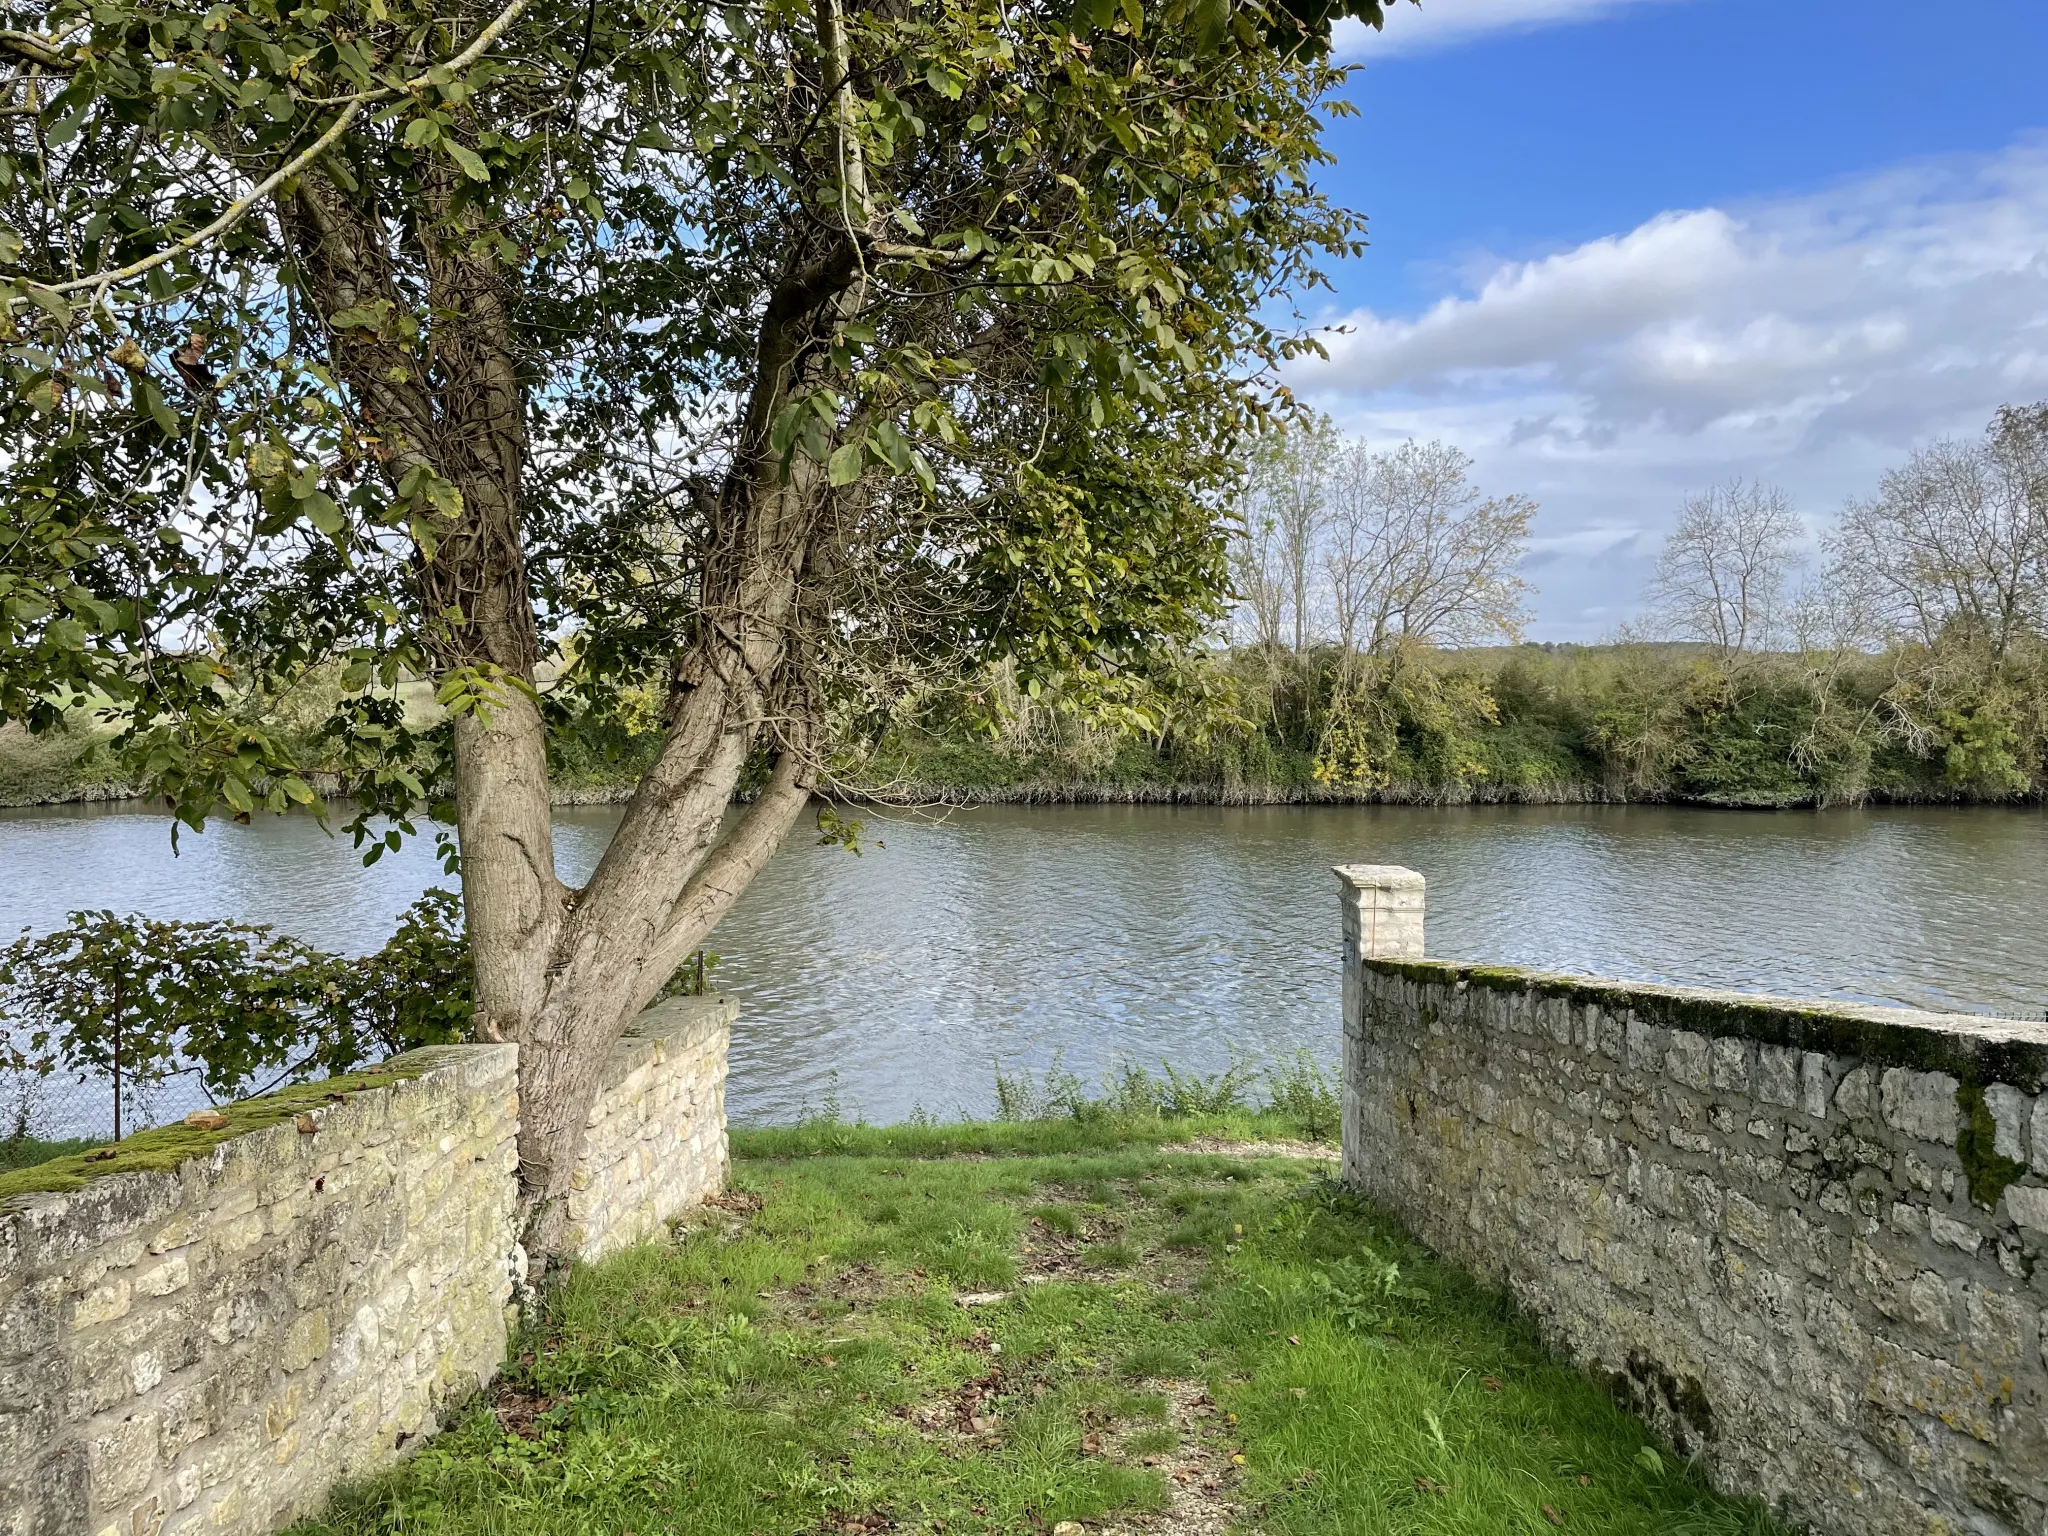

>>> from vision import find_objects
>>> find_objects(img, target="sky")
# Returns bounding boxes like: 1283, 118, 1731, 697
1288, 0, 2048, 640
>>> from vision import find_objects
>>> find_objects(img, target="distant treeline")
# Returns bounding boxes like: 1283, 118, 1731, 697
851, 637, 2048, 807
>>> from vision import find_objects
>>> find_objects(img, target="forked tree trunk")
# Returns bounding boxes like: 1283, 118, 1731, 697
280, 28, 864, 1277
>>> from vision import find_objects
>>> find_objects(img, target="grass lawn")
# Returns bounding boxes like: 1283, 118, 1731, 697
293, 1116, 1789, 1536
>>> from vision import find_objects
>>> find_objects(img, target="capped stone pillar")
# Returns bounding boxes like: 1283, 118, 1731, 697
1334, 864, 1425, 964
1334, 865, 1424, 1186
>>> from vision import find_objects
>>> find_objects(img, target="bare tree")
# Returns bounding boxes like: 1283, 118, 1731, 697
1829, 405, 2048, 656
1232, 422, 1335, 651
1323, 439, 1534, 652
1229, 474, 1291, 654
1646, 480, 1806, 654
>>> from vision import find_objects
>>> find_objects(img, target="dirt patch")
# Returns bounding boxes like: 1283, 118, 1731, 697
491, 1385, 559, 1440
1098, 1379, 1246, 1536
900, 1363, 1008, 1439
1160, 1136, 1338, 1162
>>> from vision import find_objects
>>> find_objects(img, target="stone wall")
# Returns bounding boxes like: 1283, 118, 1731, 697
567, 996, 734, 1261
2, 998, 734, 1536
1336, 865, 2048, 1536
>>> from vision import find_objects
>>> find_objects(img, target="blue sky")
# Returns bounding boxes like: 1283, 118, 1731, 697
1287, 0, 2048, 639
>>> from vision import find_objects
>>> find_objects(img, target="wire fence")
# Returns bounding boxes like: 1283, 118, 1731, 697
2, 1062, 231, 1144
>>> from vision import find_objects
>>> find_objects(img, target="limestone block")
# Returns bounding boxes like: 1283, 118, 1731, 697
1981, 1085, 2029, 1165
1880, 1069, 1961, 1147
1710, 1036, 1751, 1094
2005, 1183, 2048, 1233
86, 1412, 159, 1504
1665, 1031, 1711, 1090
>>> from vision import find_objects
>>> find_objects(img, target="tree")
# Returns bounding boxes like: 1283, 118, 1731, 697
0, 913, 323, 1137
0, 892, 472, 1138
1646, 480, 1805, 656
1829, 405, 2048, 657
1323, 438, 1533, 652
0, 0, 1390, 1262
1232, 419, 1337, 652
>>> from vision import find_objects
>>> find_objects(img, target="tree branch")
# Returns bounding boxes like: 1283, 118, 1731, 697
627, 736, 817, 1017
0, 29, 77, 71
11, 0, 534, 305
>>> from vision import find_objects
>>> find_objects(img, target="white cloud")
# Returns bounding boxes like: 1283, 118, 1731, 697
1288, 137, 2048, 639
1333, 0, 1683, 61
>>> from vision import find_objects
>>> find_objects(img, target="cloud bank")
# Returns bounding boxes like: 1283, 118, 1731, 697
1289, 138, 2048, 637
1334, 0, 1682, 61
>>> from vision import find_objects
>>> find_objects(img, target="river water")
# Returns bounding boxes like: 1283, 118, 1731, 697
2, 801, 2044, 1127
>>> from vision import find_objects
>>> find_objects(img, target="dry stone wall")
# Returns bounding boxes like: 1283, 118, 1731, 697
568, 996, 734, 1261
1337, 866, 2048, 1536
2, 999, 733, 1536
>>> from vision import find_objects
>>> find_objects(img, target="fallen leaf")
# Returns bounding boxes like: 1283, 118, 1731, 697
1544, 1506, 1566, 1526
1483, 1375, 1503, 1393
1286, 1335, 1302, 1347
1081, 1432, 1103, 1454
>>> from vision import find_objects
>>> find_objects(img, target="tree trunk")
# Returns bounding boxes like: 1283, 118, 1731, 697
279, 64, 863, 1278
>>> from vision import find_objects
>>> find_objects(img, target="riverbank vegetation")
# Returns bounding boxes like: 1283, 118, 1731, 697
14, 405, 2044, 814
287, 1120, 1785, 1536
859, 401, 2048, 808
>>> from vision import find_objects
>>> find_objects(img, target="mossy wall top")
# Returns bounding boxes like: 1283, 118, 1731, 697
1365, 956, 2048, 1094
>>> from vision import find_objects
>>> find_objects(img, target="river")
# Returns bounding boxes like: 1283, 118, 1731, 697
2, 801, 2044, 1129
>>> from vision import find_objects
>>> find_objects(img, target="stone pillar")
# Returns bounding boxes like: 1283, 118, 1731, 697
1334, 864, 1424, 1185
1334, 864, 1425, 965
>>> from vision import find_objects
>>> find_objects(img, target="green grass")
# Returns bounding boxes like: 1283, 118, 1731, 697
291, 1119, 1792, 1536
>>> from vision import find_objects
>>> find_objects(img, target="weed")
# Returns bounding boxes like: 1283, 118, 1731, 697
1263, 1050, 1341, 1140
1311, 1252, 1428, 1336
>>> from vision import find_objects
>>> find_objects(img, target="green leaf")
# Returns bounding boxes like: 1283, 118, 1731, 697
24, 286, 70, 328
445, 142, 490, 182
827, 442, 864, 486
300, 490, 344, 536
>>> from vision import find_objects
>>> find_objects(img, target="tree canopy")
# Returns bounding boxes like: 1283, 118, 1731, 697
2, 0, 1378, 821
0, 0, 1393, 1256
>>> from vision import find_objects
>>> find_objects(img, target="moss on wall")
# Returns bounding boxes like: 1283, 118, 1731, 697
1954, 1081, 2028, 1210
0, 1063, 425, 1205
1364, 957, 2048, 1093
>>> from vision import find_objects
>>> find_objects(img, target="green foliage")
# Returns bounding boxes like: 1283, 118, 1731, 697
862, 637, 2048, 805
324, 888, 477, 1068
0, 0, 1369, 853
992, 1050, 1324, 1136
1310, 1251, 1427, 1336
0, 911, 330, 1132
1262, 1051, 1339, 1141
0, 891, 472, 1133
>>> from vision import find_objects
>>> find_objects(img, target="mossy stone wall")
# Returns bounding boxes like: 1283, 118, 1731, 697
1345, 952, 2048, 1536
1, 1003, 734, 1536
